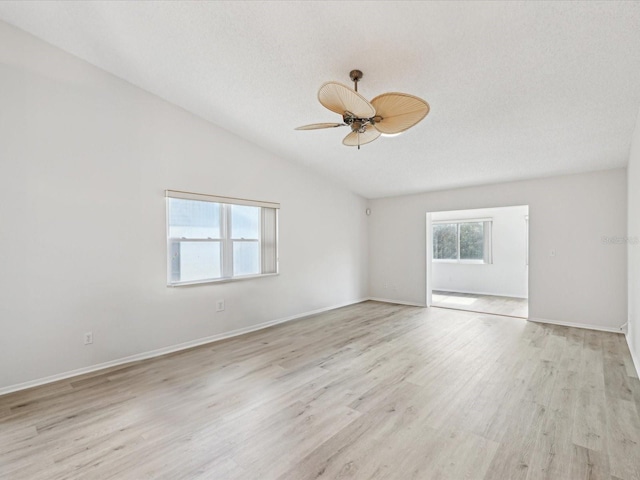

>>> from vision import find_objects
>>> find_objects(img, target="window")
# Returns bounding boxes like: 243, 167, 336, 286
433, 220, 492, 263
166, 190, 279, 286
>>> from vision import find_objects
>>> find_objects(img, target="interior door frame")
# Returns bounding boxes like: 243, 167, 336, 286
425, 212, 434, 307
425, 205, 529, 310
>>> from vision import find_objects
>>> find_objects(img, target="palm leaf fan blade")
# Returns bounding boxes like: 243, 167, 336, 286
318, 82, 376, 119
370, 93, 430, 134
342, 126, 381, 147
295, 123, 345, 130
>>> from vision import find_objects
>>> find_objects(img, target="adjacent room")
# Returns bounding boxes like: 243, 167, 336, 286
428, 206, 529, 318
1, 2, 640, 479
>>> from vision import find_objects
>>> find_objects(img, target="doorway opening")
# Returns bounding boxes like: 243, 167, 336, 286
426, 205, 529, 318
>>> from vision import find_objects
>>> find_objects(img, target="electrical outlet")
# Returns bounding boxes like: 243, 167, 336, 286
216, 299, 225, 312
84, 332, 93, 345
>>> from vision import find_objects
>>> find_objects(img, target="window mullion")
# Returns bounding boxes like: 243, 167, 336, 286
222, 204, 233, 278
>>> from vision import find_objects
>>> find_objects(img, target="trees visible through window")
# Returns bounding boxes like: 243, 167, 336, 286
433, 221, 491, 263
433, 223, 458, 260
459, 222, 484, 260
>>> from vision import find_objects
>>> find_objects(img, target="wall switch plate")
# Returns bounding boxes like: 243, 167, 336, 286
84, 332, 93, 345
216, 299, 225, 312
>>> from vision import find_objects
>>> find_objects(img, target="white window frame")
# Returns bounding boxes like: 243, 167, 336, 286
166, 190, 279, 286
432, 218, 493, 264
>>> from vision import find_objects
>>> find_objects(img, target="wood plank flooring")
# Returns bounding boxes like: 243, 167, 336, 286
1, 301, 639, 479
432, 290, 529, 318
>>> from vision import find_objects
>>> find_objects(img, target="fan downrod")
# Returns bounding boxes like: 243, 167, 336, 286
349, 69, 363, 91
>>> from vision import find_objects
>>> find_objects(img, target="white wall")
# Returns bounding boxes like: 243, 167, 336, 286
628, 107, 640, 375
0, 21, 369, 391
369, 169, 627, 330
431, 206, 528, 298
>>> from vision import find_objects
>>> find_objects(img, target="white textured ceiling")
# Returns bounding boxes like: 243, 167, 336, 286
1, 1, 640, 198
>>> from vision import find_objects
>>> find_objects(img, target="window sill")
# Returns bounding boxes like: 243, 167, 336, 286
168, 272, 279, 287
432, 260, 487, 265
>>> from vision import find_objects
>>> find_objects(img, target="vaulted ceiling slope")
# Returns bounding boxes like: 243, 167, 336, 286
1, 1, 640, 198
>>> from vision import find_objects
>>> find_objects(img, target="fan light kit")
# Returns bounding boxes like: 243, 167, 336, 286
296, 69, 430, 149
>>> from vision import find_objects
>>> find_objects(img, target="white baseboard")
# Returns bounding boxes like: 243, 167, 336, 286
432, 288, 527, 299
528, 317, 624, 334
0, 298, 369, 396
626, 334, 640, 378
368, 297, 426, 307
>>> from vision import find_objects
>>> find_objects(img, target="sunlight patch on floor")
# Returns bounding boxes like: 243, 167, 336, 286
432, 294, 478, 306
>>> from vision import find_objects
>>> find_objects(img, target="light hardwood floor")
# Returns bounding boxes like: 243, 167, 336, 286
1, 301, 639, 479
432, 290, 529, 318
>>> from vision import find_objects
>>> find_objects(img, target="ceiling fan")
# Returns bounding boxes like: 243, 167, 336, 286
296, 69, 430, 149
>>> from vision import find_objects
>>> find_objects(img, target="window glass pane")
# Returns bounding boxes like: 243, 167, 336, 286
168, 198, 221, 239
231, 205, 260, 239
433, 224, 458, 259
233, 241, 259, 276
459, 222, 484, 260
172, 241, 221, 282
